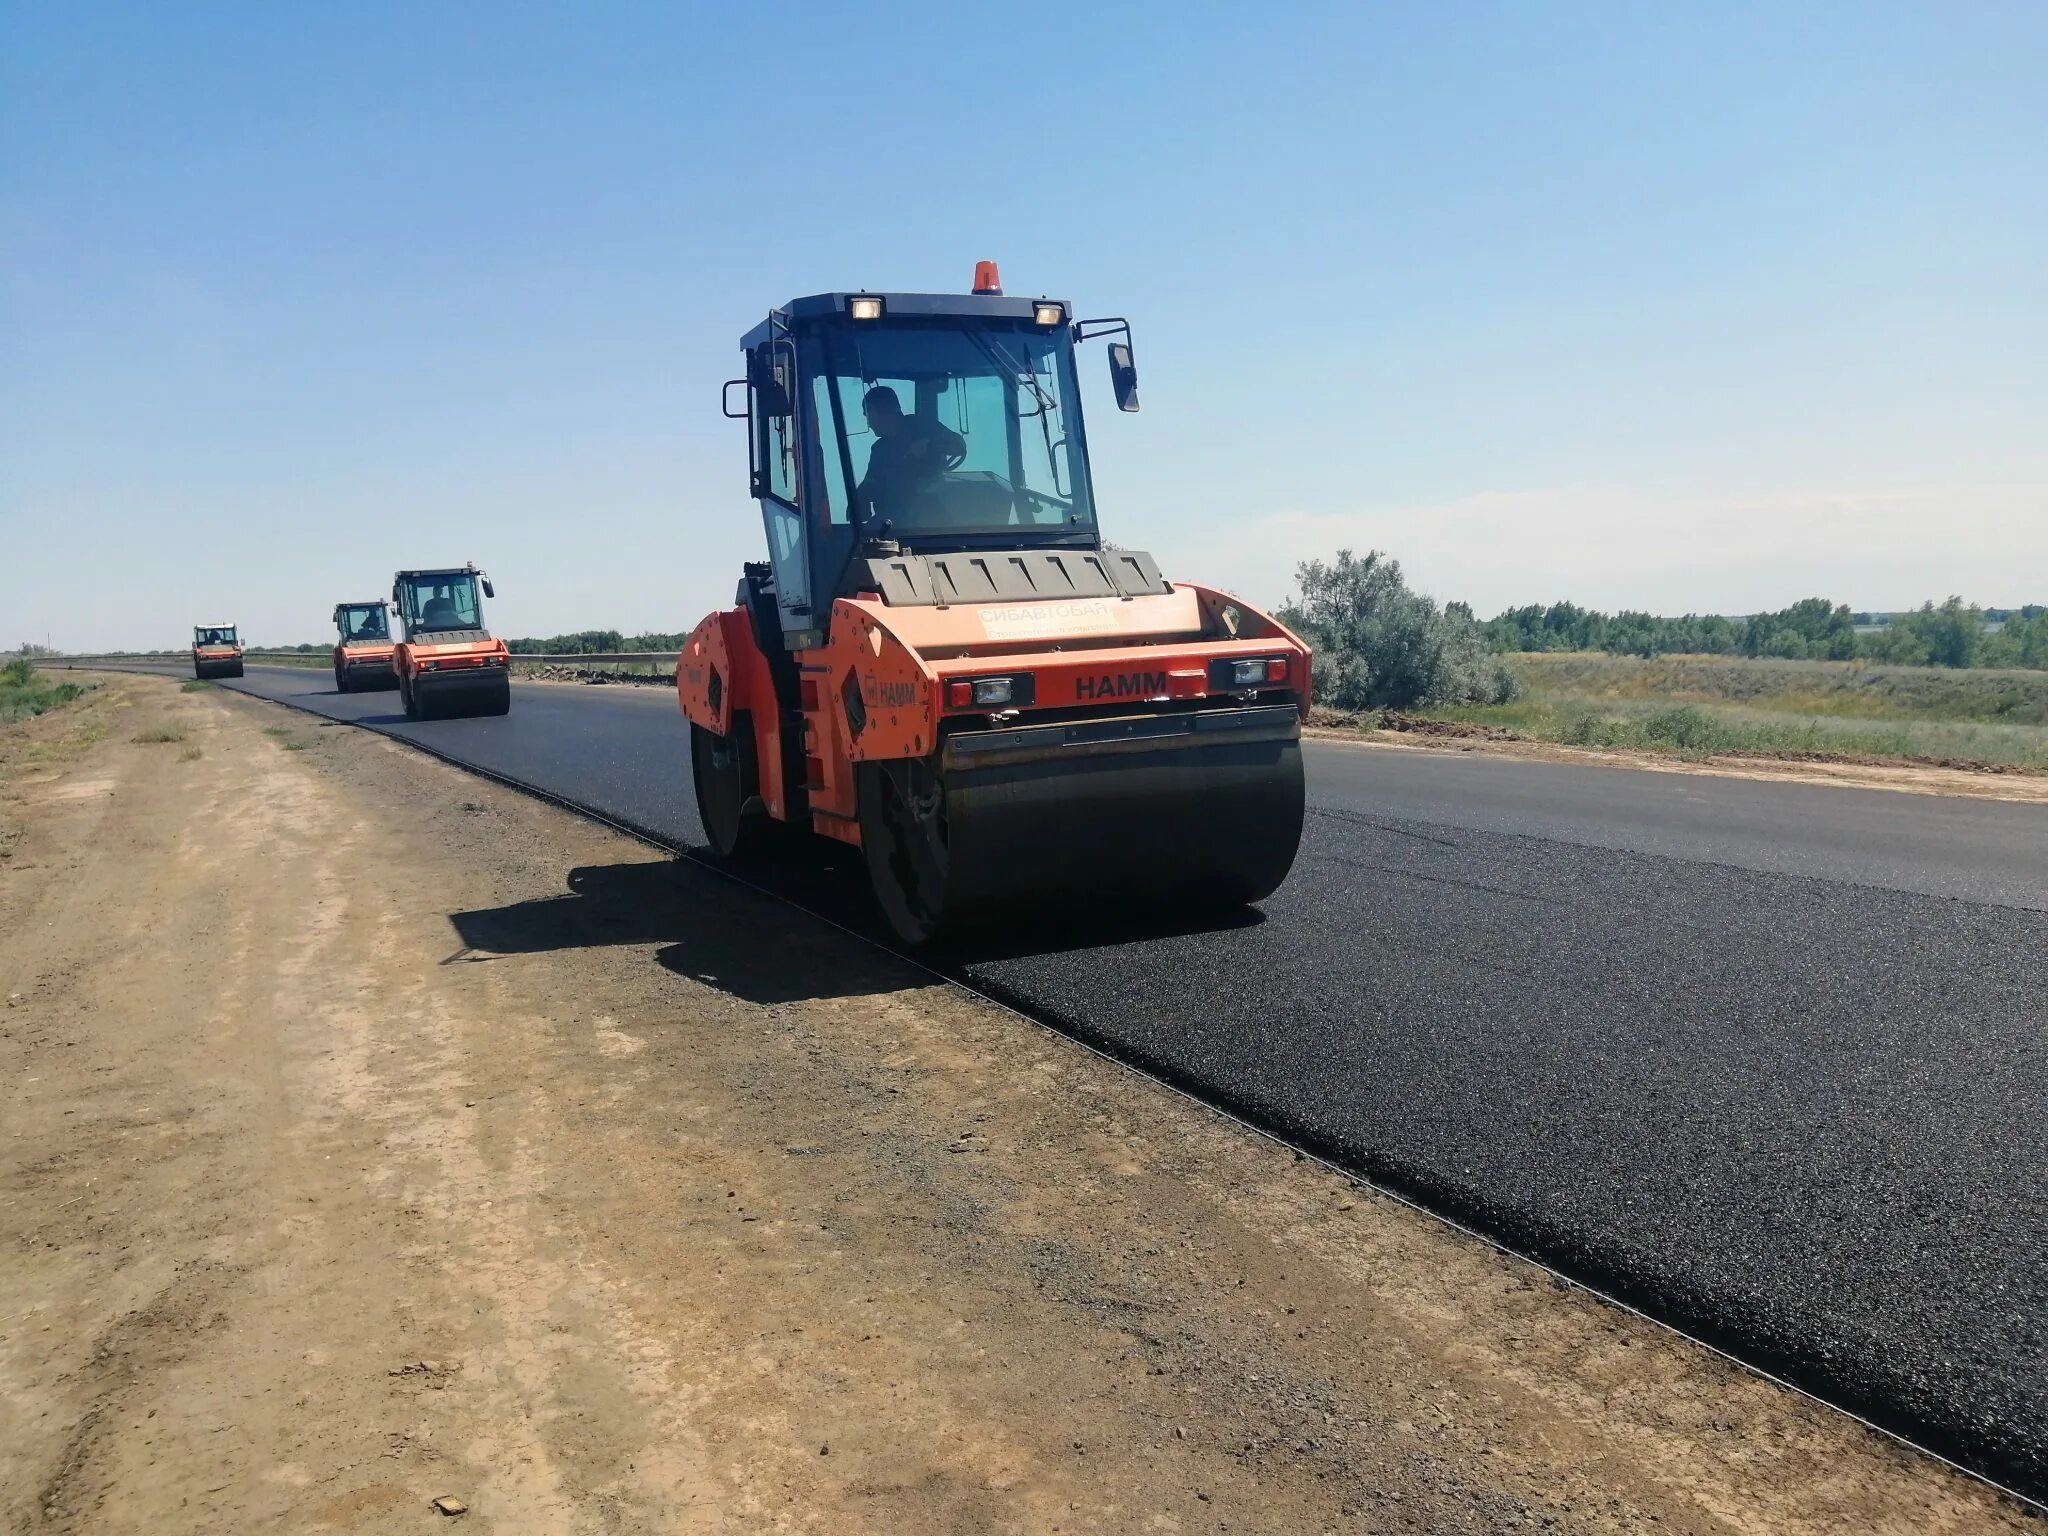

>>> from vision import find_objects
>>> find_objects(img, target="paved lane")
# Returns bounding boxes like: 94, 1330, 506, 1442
1308, 739, 2048, 910
183, 665, 2047, 1497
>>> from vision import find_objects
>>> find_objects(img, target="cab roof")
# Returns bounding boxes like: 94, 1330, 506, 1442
392, 567, 479, 580
742, 291, 1068, 350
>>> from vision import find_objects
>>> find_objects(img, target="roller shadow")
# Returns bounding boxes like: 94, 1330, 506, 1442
444, 858, 908, 1005
445, 849, 1274, 1003
689, 839, 1274, 967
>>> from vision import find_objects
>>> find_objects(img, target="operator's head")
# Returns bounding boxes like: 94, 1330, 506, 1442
862, 386, 905, 435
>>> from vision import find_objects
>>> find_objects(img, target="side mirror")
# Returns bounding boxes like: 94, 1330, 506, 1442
1107, 342, 1139, 413
722, 378, 749, 419
481, 578, 496, 599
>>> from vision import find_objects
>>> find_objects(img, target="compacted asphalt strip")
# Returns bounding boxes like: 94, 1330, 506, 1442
119, 664, 2048, 1499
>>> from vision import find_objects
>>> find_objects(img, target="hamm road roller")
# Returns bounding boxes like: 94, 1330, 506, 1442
331, 600, 398, 692
390, 564, 511, 719
191, 623, 244, 679
678, 262, 1310, 944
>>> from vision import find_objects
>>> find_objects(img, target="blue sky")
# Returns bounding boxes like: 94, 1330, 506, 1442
3, 0, 2043, 649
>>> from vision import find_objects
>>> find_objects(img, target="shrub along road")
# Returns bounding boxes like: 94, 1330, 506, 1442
100, 663, 2048, 1502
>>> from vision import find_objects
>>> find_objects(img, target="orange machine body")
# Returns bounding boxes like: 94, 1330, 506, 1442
331, 601, 397, 691
392, 632, 509, 689
389, 565, 511, 720
335, 638, 397, 668
391, 631, 511, 719
190, 624, 244, 679
678, 583, 1309, 849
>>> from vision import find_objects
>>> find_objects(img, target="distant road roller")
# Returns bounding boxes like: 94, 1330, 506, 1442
331, 600, 398, 692
390, 565, 511, 720
677, 262, 1310, 944
190, 623, 244, 679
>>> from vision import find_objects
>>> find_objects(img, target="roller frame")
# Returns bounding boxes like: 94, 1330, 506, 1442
680, 579, 1312, 945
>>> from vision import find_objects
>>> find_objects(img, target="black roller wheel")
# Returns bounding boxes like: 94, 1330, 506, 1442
856, 733, 1306, 947
481, 672, 511, 716
334, 665, 350, 694
858, 757, 956, 946
691, 716, 770, 858
402, 673, 423, 721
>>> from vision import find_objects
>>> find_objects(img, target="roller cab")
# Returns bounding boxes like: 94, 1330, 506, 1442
191, 623, 244, 679
331, 600, 398, 693
390, 565, 511, 720
679, 265, 1309, 944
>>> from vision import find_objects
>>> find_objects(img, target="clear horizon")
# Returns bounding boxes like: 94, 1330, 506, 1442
4, 2, 2043, 651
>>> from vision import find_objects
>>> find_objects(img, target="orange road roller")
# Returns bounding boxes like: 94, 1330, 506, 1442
678, 263, 1310, 944
191, 623, 244, 679
390, 564, 511, 720
331, 600, 398, 692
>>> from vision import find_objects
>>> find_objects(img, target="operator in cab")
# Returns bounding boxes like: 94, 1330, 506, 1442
856, 386, 964, 524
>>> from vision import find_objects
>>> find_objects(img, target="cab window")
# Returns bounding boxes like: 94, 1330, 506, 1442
752, 348, 799, 506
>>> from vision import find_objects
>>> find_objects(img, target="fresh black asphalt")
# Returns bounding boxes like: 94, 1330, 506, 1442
134, 664, 2048, 1497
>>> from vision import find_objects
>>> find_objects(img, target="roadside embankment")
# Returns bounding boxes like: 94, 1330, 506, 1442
1315, 651, 2048, 799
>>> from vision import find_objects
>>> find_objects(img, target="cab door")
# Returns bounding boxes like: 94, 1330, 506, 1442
748, 340, 817, 648
392, 584, 420, 641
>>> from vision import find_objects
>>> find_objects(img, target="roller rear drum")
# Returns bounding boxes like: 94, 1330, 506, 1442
859, 734, 1304, 946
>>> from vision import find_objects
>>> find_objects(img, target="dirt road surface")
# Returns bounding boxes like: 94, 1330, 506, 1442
0, 675, 2027, 1534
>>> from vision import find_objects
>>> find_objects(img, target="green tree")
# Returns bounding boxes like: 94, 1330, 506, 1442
508, 629, 628, 655
1280, 550, 1517, 711
1884, 597, 1985, 669
1741, 598, 1855, 660
1859, 621, 1930, 666
1998, 612, 2048, 670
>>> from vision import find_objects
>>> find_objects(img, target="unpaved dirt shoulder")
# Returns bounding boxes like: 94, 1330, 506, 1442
1307, 723, 2048, 803
0, 676, 2026, 1534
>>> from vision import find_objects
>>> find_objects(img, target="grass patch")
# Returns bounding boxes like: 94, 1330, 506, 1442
179, 745, 204, 761
131, 725, 187, 744
0, 659, 92, 726
1424, 658, 2048, 771
181, 679, 215, 692
1503, 652, 2048, 724
261, 725, 293, 740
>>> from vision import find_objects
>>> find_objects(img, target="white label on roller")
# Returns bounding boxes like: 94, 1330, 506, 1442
977, 600, 1120, 642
